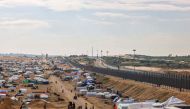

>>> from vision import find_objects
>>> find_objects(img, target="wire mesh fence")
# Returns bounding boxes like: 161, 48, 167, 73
70, 60, 190, 91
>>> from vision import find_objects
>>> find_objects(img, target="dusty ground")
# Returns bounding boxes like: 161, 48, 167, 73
49, 76, 113, 109
96, 74, 190, 104
0, 56, 32, 62
123, 66, 190, 74
123, 66, 164, 73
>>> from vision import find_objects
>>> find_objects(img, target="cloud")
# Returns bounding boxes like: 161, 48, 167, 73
157, 18, 190, 22
93, 12, 151, 25
0, 18, 49, 29
94, 12, 130, 18
81, 1, 190, 12
0, 0, 190, 12
79, 17, 114, 25
0, 0, 83, 11
94, 12, 150, 19
170, 0, 190, 5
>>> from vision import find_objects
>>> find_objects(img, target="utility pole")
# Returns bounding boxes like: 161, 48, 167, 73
106, 51, 109, 57
97, 50, 99, 58
100, 50, 103, 64
118, 56, 121, 70
133, 49, 136, 59
101, 50, 103, 57
105, 51, 109, 69
86, 50, 88, 56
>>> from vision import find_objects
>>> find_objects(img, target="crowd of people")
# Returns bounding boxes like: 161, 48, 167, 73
68, 102, 94, 109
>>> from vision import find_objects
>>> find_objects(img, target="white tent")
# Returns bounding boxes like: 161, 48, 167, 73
19, 88, 27, 94
40, 94, 48, 99
163, 96, 185, 107
153, 96, 185, 108
0, 94, 6, 99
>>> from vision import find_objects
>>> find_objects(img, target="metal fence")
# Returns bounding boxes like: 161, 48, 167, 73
70, 60, 190, 91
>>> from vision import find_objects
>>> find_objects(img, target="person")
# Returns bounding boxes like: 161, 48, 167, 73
18, 97, 22, 103
92, 105, 94, 109
85, 103, 88, 109
47, 88, 49, 93
73, 93, 78, 100
68, 102, 72, 109
44, 102, 47, 109
20, 103, 24, 109
72, 102, 76, 109
114, 103, 118, 109
20, 102, 27, 109
77, 106, 82, 109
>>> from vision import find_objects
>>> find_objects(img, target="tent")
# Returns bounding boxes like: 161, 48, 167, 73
23, 79, 30, 84
40, 94, 48, 99
19, 88, 27, 94
153, 96, 185, 107
0, 90, 8, 94
0, 94, 6, 99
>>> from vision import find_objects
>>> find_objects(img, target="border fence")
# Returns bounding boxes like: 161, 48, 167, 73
69, 60, 190, 91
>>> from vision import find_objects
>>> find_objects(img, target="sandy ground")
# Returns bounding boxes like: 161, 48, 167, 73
49, 76, 113, 109
49, 76, 96, 108
96, 74, 190, 104
0, 56, 32, 62
123, 66, 164, 72
123, 66, 190, 73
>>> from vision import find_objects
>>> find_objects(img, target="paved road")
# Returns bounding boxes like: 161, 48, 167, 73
95, 58, 136, 72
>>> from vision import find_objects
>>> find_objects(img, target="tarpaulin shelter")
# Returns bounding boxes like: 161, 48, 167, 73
23, 79, 30, 84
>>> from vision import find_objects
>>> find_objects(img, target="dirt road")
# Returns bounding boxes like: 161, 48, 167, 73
49, 76, 99, 109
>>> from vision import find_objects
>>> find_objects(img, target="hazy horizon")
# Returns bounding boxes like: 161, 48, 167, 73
0, 0, 189, 56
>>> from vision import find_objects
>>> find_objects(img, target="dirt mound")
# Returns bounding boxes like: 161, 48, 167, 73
0, 98, 16, 109
28, 100, 55, 108
97, 74, 190, 104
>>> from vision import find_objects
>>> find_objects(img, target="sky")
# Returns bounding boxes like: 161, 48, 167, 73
0, 0, 189, 56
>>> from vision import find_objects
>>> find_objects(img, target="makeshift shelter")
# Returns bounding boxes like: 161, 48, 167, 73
23, 79, 30, 84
